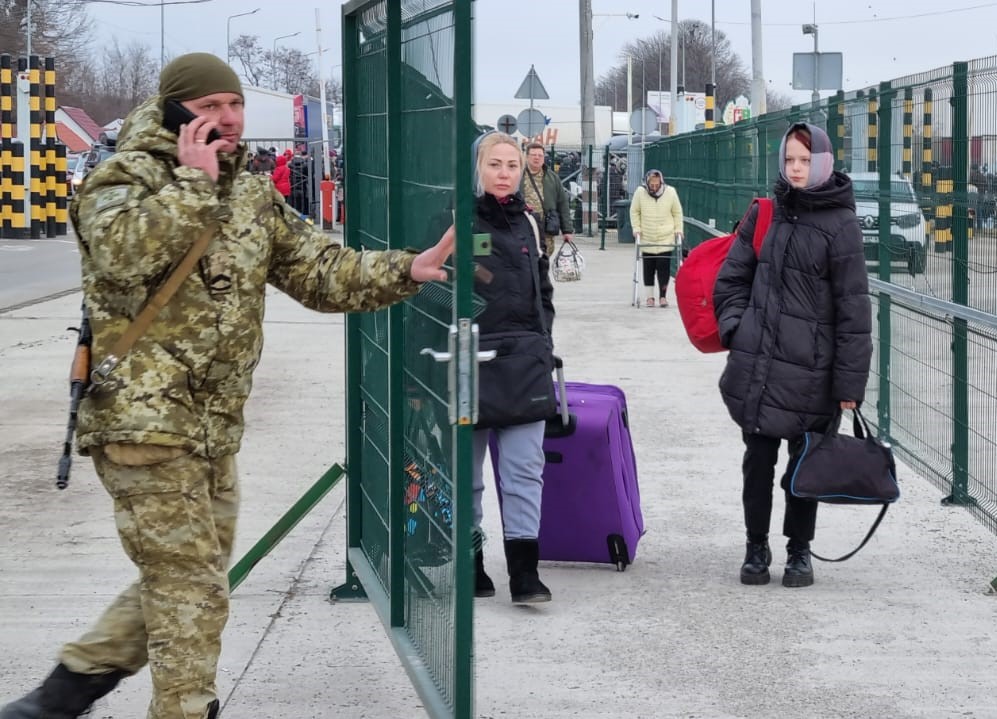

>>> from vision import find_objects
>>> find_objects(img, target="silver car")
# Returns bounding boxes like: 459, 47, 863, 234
847, 171, 928, 275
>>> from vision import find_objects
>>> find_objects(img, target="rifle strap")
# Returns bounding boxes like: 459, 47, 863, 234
90, 224, 216, 385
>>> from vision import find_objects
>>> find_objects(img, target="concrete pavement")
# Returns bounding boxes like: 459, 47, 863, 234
2, 232, 996, 718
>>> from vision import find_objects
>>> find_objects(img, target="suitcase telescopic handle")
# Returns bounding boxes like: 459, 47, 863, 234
552, 355, 569, 427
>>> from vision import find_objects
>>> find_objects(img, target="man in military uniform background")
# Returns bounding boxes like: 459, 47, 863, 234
520, 141, 572, 257
0, 53, 454, 719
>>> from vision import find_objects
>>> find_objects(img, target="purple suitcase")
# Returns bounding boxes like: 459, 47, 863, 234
491, 378, 644, 570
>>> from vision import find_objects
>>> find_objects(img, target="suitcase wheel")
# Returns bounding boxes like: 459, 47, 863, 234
607, 533, 630, 572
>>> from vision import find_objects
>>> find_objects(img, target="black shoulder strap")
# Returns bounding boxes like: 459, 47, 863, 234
524, 212, 551, 348
811, 504, 889, 563
526, 169, 544, 205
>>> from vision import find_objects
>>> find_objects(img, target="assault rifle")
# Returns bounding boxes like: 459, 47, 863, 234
57, 303, 92, 489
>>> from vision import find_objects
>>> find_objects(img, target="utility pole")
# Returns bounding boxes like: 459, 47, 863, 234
668, 0, 678, 135
805, 23, 820, 106
750, 0, 766, 117
711, 0, 716, 87
579, 0, 595, 166
25, 0, 31, 56
315, 9, 331, 183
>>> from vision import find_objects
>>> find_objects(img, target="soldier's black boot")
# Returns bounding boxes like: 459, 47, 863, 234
0, 663, 127, 719
782, 540, 815, 588
740, 539, 773, 585
206, 699, 221, 718
504, 538, 551, 604
474, 547, 496, 598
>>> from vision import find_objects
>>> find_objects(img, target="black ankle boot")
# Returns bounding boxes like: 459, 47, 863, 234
504, 538, 551, 604
783, 541, 814, 588
740, 540, 772, 585
474, 548, 496, 598
0, 663, 127, 719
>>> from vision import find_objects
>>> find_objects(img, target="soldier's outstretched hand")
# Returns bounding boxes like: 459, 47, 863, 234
410, 224, 455, 282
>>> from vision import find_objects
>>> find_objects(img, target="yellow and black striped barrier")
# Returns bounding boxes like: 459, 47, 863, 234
28, 55, 43, 239
867, 88, 878, 173
921, 87, 934, 239
0, 53, 67, 239
44, 56, 58, 237
934, 178, 953, 253
0, 55, 24, 238
705, 83, 715, 130
833, 91, 846, 170
902, 87, 913, 178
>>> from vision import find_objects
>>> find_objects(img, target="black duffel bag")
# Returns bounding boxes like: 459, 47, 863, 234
477, 330, 556, 429
786, 408, 899, 562
787, 408, 899, 505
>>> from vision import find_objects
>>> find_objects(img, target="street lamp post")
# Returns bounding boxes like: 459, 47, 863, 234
653, 12, 686, 135
802, 23, 820, 106
227, 8, 261, 66
582, 12, 640, 124
271, 31, 301, 90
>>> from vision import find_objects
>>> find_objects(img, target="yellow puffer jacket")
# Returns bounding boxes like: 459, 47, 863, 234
630, 184, 684, 254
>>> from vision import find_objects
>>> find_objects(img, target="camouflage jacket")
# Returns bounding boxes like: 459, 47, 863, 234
71, 97, 422, 458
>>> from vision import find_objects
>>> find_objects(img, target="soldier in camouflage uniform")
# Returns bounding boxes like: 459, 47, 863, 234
0, 53, 454, 719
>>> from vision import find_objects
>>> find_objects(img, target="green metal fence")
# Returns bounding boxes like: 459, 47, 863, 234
335, 1, 476, 717
646, 57, 997, 539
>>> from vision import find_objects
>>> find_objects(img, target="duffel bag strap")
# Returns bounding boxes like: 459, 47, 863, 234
811, 504, 889, 563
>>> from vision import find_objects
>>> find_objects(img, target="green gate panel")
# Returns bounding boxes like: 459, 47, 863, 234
337, 1, 476, 717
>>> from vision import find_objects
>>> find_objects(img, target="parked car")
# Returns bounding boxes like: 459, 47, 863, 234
847, 171, 928, 275
64, 152, 81, 196
70, 132, 117, 195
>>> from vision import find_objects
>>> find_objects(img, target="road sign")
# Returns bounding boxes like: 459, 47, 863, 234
517, 108, 546, 137
629, 107, 658, 135
497, 114, 517, 134
792, 52, 843, 91
515, 65, 550, 101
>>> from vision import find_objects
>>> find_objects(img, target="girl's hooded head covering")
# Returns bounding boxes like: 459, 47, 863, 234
779, 122, 834, 190
644, 169, 665, 198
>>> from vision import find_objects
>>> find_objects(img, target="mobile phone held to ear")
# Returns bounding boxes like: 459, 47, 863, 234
162, 99, 221, 143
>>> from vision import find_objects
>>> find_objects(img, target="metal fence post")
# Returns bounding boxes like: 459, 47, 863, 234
945, 61, 974, 507
600, 145, 608, 250
876, 81, 894, 440
587, 144, 593, 237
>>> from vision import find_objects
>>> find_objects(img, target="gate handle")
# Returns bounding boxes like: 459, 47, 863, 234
421, 348, 496, 362
420, 348, 452, 362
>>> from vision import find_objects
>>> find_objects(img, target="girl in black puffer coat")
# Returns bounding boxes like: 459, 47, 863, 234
714, 122, 872, 589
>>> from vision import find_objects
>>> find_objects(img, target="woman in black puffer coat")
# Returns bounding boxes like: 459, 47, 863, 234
714, 122, 872, 589
470, 131, 556, 605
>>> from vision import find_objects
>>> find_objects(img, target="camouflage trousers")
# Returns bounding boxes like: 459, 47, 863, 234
60, 446, 239, 719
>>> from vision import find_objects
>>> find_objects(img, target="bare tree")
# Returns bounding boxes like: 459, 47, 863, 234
95, 39, 158, 122
1, 0, 94, 118
230, 35, 318, 95
230, 34, 267, 87
325, 78, 342, 107
275, 47, 315, 95
766, 89, 793, 112
0, 0, 92, 58
595, 20, 750, 116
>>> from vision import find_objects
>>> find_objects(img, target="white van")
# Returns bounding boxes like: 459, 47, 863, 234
847, 172, 928, 274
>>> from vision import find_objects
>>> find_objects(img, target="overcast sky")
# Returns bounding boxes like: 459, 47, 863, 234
83, 0, 997, 108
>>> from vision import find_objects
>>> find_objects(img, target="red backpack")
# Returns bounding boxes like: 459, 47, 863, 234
674, 198, 774, 353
